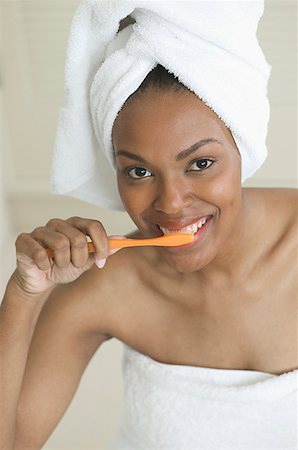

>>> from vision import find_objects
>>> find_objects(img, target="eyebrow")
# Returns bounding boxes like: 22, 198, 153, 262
115, 138, 222, 164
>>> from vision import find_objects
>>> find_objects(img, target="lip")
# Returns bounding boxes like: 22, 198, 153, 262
156, 214, 213, 233
146, 214, 213, 248
160, 215, 213, 251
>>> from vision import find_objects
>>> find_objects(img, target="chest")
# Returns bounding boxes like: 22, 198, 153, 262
117, 269, 297, 375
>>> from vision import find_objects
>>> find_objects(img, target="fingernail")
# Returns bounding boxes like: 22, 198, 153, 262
95, 257, 106, 269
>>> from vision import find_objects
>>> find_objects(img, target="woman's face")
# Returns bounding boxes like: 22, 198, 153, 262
112, 88, 242, 273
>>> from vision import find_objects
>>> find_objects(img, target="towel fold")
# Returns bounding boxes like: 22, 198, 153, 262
51, 0, 271, 210
109, 344, 298, 449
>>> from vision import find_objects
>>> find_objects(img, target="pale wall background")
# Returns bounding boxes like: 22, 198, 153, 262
0, 1, 297, 449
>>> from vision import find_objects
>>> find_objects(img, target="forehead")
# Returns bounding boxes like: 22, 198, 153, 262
112, 89, 232, 150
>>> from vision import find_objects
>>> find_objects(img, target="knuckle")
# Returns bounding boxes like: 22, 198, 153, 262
32, 226, 46, 235
67, 216, 81, 223
71, 234, 87, 249
46, 218, 61, 228
15, 232, 29, 246
32, 248, 47, 262
52, 236, 69, 251
88, 220, 104, 234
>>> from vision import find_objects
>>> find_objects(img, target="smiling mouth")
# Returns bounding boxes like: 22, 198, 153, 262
157, 215, 212, 236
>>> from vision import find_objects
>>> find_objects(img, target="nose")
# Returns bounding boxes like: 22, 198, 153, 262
153, 178, 194, 214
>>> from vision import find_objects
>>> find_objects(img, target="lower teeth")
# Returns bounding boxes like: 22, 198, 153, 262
159, 218, 210, 236
195, 222, 206, 233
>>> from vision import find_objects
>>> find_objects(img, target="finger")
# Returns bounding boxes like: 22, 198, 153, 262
15, 233, 52, 271
45, 219, 90, 268
65, 217, 110, 260
31, 227, 72, 268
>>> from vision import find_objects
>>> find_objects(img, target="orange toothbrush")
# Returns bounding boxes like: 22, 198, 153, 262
45, 234, 194, 258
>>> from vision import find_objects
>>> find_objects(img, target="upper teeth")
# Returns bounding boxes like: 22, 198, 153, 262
159, 216, 208, 235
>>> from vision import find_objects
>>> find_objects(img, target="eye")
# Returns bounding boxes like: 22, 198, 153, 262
189, 159, 214, 171
127, 167, 152, 179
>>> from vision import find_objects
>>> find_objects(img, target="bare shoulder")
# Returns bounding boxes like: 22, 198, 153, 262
244, 188, 297, 267
254, 187, 297, 208
37, 223, 152, 346
247, 187, 297, 226
54, 242, 144, 336
263, 187, 297, 231
252, 187, 297, 260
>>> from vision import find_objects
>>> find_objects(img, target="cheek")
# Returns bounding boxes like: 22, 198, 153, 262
117, 173, 152, 215
206, 156, 242, 215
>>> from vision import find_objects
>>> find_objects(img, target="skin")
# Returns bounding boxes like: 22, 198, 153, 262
109, 89, 298, 372
115, 89, 250, 277
2, 87, 297, 449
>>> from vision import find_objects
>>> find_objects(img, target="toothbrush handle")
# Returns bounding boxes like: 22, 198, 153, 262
108, 234, 193, 249
109, 238, 156, 250
45, 234, 193, 258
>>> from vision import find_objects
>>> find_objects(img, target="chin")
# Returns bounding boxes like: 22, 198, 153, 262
161, 250, 213, 274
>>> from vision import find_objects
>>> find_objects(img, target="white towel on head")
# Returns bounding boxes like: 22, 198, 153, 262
51, 0, 271, 211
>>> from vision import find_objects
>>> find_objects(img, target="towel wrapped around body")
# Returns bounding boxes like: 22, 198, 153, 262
51, 0, 271, 210
109, 344, 298, 449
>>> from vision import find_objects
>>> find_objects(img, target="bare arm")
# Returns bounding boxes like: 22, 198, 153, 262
13, 279, 111, 450
0, 217, 115, 450
0, 278, 52, 450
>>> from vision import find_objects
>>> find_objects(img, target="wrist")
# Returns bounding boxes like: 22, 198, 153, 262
4, 273, 54, 308
0, 277, 54, 343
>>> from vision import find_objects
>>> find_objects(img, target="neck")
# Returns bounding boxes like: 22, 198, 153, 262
198, 189, 265, 284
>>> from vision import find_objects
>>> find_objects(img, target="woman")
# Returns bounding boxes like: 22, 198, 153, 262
1, 3, 297, 450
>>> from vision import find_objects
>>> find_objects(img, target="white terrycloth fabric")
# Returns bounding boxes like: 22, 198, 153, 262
51, 0, 271, 210
109, 344, 298, 449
